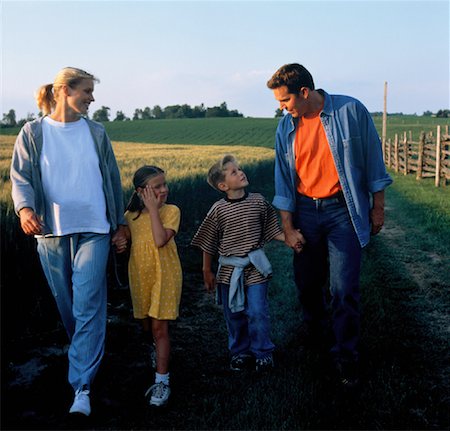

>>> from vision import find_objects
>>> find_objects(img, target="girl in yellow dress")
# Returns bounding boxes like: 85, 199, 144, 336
124, 165, 182, 407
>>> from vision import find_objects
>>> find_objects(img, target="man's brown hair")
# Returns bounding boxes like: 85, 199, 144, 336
267, 63, 315, 94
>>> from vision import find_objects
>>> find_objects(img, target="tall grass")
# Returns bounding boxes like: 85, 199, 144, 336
1, 136, 275, 340
385, 172, 450, 255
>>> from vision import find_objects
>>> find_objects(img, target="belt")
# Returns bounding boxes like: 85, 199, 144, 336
298, 190, 345, 203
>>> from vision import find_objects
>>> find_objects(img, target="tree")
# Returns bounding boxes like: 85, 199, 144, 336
16, 113, 35, 128
152, 105, 164, 119
423, 110, 433, 117
436, 109, 449, 118
92, 106, 110, 122
141, 107, 152, 120
193, 103, 206, 118
133, 108, 143, 120
114, 111, 129, 121
2, 109, 17, 127
274, 108, 284, 118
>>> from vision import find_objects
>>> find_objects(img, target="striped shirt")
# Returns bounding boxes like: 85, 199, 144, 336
191, 192, 283, 285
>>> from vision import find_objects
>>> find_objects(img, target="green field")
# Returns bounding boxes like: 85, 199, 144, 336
2, 118, 449, 430
2, 115, 448, 147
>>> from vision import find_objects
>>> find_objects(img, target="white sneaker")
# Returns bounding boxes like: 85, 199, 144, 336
69, 387, 91, 416
145, 382, 170, 407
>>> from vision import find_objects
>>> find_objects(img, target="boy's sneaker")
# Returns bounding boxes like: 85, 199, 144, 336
145, 382, 170, 407
69, 387, 91, 416
230, 353, 254, 371
255, 355, 274, 372
335, 360, 360, 389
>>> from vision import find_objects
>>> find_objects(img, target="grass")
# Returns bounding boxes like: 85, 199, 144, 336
2, 130, 449, 429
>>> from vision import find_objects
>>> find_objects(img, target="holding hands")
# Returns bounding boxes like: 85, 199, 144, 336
285, 227, 306, 253
112, 225, 129, 254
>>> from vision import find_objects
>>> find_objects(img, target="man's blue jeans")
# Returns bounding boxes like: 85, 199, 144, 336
36, 233, 110, 391
293, 193, 362, 363
218, 282, 275, 359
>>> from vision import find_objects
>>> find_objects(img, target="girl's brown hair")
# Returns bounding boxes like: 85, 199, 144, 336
126, 165, 165, 219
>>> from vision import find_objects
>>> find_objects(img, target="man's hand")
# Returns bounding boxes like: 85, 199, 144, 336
371, 191, 385, 236
19, 207, 43, 235
280, 210, 306, 253
285, 227, 306, 253
370, 206, 384, 235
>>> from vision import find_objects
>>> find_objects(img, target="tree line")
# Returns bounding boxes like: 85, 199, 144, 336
1, 106, 448, 128
1, 102, 244, 128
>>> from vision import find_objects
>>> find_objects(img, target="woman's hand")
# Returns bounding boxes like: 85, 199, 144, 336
112, 225, 129, 253
19, 207, 44, 235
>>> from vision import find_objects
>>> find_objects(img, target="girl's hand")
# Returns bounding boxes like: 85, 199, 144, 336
112, 225, 129, 253
140, 184, 162, 211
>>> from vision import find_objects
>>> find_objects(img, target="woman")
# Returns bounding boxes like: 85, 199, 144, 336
10, 67, 128, 417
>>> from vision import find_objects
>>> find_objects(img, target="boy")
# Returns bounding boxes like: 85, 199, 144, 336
191, 154, 288, 372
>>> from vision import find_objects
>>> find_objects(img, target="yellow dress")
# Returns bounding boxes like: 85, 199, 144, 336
125, 204, 182, 320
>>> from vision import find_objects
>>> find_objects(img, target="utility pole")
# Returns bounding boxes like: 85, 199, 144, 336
382, 81, 387, 161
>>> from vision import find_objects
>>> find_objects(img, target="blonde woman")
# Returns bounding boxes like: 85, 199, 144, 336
10, 67, 128, 417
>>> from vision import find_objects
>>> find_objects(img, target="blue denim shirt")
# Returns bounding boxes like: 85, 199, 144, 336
273, 90, 393, 248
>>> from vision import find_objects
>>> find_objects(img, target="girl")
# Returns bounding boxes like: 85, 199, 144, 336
124, 165, 182, 407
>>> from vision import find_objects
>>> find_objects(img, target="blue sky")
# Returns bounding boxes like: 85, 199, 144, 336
2, 0, 449, 120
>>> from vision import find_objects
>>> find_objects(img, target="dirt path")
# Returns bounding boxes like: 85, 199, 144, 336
3, 197, 449, 430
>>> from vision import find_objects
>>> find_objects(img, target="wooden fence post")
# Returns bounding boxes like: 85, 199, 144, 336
387, 138, 391, 168
435, 125, 441, 187
394, 134, 399, 173
403, 132, 408, 175
416, 132, 425, 180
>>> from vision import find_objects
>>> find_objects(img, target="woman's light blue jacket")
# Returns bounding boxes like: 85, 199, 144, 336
273, 90, 393, 248
10, 116, 126, 234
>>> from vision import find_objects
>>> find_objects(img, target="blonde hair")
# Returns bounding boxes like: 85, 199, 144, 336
35, 67, 99, 115
207, 154, 238, 191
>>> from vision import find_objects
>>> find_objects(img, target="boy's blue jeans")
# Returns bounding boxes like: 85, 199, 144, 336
293, 193, 362, 363
36, 233, 110, 391
218, 281, 275, 359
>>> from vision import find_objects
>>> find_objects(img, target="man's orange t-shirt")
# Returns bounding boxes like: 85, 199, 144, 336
295, 114, 341, 198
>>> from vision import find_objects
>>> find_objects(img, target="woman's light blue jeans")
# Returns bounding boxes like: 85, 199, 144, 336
218, 282, 275, 359
293, 193, 362, 364
36, 233, 110, 391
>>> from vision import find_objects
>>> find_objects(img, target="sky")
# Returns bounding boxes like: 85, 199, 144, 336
1, 0, 449, 120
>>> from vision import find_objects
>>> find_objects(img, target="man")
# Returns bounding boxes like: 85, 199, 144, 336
267, 63, 392, 387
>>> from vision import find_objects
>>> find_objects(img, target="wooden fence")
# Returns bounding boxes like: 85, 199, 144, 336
383, 125, 450, 187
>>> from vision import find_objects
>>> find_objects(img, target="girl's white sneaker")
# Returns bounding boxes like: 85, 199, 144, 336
145, 382, 170, 407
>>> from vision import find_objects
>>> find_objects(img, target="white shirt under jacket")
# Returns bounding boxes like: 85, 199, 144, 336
40, 116, 110, 236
